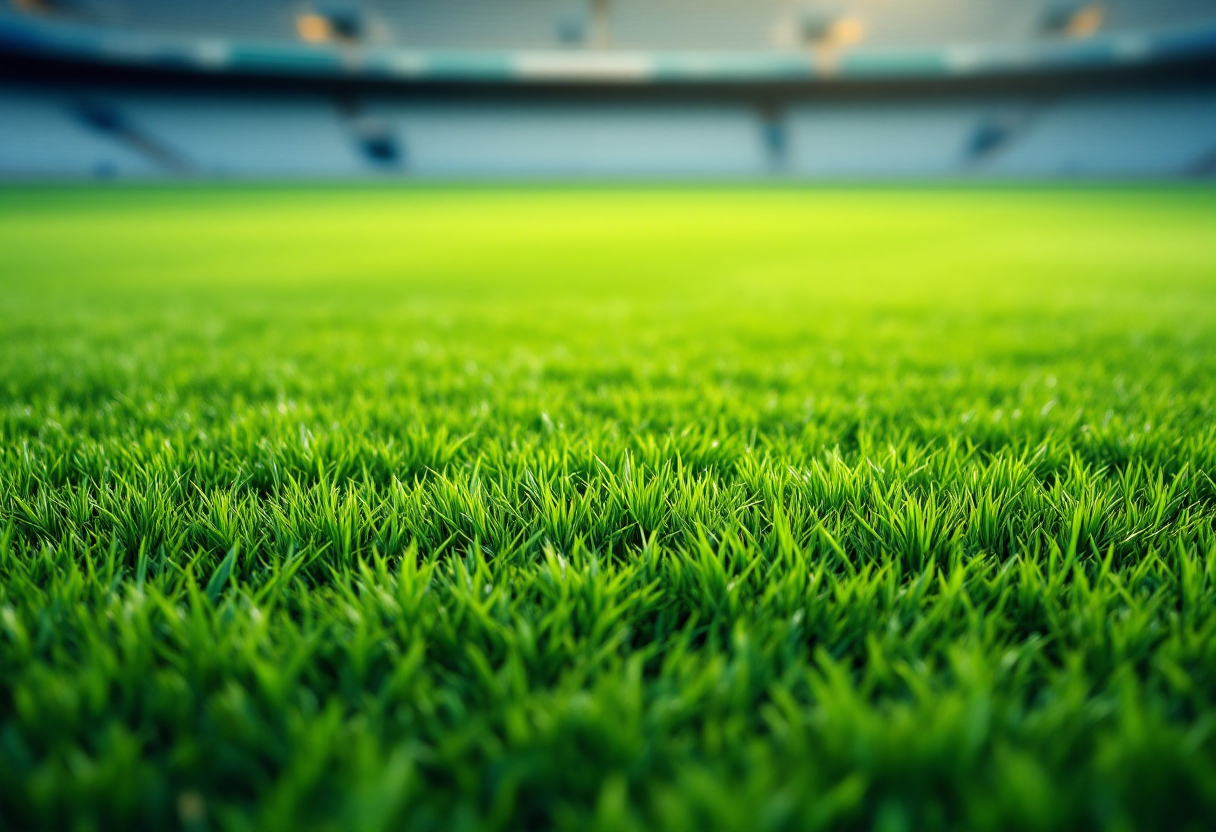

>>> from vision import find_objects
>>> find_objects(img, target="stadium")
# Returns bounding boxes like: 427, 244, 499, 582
3, 0, 1216, 177
2, 2, 1216, 831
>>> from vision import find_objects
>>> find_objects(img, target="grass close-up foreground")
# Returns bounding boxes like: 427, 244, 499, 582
2, 185, 1216, 832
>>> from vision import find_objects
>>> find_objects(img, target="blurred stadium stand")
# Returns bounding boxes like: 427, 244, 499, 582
1, 0, 1215, 178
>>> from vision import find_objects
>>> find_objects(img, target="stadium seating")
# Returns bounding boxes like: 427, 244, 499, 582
112, 93, 369, 176
786, 90, 1216, 177
361, 98, 763, 175
0, 86, 157, 177
1105, 0, 1216, 35
33, 0, 291, 41
986, 89, 1216, 176
784, 102, 999, 177
1, 1, 1214, 179
4, 78, 1214, 180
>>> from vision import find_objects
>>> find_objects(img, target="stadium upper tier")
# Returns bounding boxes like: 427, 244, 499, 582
2, 0, 1215, 82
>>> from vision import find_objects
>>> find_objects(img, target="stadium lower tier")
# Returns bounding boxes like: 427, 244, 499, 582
2, 76, 1215, 179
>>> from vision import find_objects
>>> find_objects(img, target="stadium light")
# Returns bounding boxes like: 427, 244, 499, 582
1041, 3, 1105, 39
1064, 4, 1104, 38
823, 17, 866, 48
296, 13, 332, 44
12, 0, 53, 13
795, 12, 867, 49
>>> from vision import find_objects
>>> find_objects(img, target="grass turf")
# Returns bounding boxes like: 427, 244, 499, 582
2, 185, 1216, 832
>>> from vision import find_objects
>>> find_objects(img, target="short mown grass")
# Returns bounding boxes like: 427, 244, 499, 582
2, 185, 1215, 832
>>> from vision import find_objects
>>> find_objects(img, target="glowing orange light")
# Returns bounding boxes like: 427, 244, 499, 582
297, 14, 332, 44
13, 0, 52, 14
1066, 5, 1104, 38
826, 17, 866, 47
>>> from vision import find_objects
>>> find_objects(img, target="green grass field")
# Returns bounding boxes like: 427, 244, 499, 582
2, 185, 1216, 832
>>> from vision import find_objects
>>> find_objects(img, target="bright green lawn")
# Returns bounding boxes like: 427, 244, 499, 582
2, 185, 1216, 832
